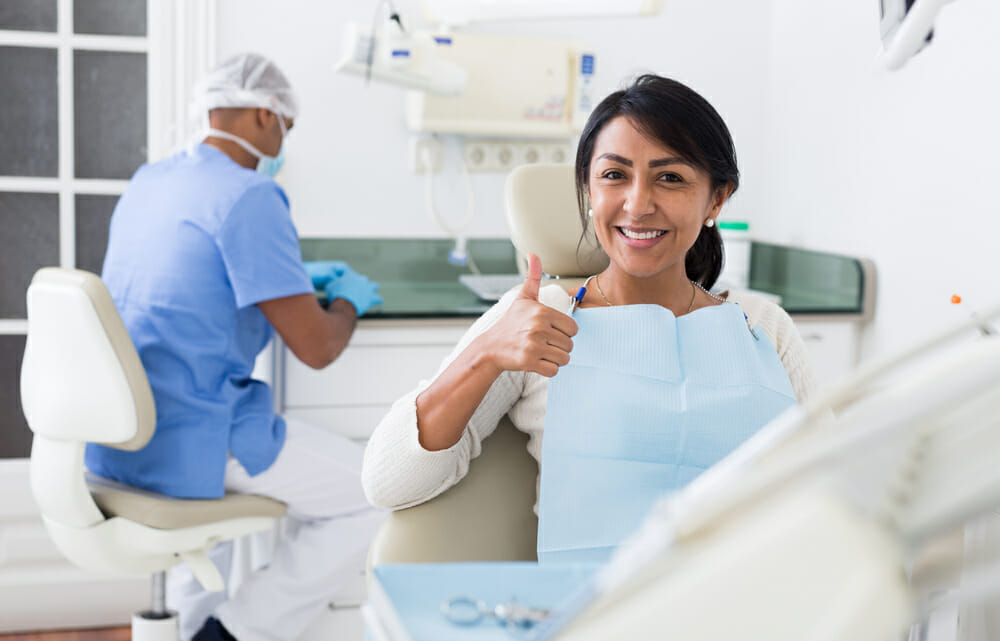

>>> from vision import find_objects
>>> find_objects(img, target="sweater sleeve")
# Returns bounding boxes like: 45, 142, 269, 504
361, 287, 531, 510
726, 291, 818, 403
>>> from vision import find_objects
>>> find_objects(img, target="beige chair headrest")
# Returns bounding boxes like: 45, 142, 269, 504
504, 163, 609, 278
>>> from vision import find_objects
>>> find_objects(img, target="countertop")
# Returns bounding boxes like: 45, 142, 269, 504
300, 238, 875, 321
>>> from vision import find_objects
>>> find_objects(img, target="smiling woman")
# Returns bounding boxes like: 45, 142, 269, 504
362, 73, 817, 565
573, 74, 738, 313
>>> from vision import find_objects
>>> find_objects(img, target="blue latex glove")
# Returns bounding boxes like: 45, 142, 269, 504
324, 265, 383, 316
303, 260, 348, 288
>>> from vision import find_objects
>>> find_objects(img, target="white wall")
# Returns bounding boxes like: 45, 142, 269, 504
214, 0, 772, 239
213, 1, 1000, 360
759, 0, 1000, 357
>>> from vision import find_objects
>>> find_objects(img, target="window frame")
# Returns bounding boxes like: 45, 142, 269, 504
0, 0, 217, 337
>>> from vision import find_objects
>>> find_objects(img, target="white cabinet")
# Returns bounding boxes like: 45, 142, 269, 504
792, 318, 862, 389
277, 318, 475, 442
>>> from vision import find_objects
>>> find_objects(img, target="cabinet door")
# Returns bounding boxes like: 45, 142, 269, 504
793, 319, 860, 388
281, 320, 474, 440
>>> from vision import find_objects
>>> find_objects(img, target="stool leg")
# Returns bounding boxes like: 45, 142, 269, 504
133, 571, 179, 641
151, 571, 167, 616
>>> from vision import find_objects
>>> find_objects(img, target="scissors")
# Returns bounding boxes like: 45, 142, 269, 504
442, 595, 549, 630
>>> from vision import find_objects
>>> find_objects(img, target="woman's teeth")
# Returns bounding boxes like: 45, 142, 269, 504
620, 228, 666, 240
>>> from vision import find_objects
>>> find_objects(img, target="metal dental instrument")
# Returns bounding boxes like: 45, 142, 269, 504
442, 595, 549, 630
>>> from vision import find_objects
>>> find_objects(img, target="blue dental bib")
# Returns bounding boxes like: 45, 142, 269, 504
537, 302, 796, 563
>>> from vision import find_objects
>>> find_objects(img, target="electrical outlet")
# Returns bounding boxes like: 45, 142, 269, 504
544, 142, 573, 164
463, 142, 489, 170
409, 136, 443, 173
493, 144, 517, 170
520, 144, 544, 165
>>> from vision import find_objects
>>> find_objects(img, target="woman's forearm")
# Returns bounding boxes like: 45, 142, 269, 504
414, 333, 502, 451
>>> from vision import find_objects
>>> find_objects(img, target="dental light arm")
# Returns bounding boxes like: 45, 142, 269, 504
334, 20, 468, 96
880, 0, 957, 70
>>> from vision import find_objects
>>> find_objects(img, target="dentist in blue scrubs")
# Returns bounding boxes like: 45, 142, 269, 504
86, 53, 384, 641
364, 74, 817, 563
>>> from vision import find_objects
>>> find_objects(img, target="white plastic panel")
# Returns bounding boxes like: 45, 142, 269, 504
21, 282, 138, 444
404, 32, 590, 137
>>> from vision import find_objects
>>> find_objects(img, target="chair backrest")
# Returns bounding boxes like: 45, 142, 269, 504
368, 416, 538, 567
368, 165, 608, 567
21, 267, 156, 527
504, 163, 609, 278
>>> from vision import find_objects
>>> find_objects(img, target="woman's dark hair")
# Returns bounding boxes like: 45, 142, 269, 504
575, 74, 739, 289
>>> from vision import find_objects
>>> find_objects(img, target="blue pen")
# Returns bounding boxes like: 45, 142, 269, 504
569, 285, 586, 314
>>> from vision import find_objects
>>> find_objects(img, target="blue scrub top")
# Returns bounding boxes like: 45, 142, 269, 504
85, 144, 314, 499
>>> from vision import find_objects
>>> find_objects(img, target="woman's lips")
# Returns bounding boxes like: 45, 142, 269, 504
617, 226, 668, 247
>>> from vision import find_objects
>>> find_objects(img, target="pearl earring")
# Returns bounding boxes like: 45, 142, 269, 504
704, 218, 715, 228
588, 208, 593, 218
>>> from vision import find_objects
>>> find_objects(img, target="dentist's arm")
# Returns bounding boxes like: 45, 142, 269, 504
414, 254, 578, 451
259, 294, 357, 370
260, 263, 382, 370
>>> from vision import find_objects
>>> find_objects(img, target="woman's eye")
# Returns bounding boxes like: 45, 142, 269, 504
601, 170, 625, 180
659, 172, 683, 183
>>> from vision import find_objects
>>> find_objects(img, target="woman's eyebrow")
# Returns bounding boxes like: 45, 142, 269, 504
596, 153, 693, 169
596, 152, 631, 166
649, 157, 693, 168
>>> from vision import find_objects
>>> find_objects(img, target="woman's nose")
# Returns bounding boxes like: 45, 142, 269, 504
624, 179, 654, 217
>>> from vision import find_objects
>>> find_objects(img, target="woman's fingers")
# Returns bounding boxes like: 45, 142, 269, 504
544, 332, 574, 354
518, 253, 543, 302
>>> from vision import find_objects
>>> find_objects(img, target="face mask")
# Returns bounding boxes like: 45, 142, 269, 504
205, 113, 288, 178
255, 141, 285, 178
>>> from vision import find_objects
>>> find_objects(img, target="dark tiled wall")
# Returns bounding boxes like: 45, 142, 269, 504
74, 50, 148, 180
0, 335, 31, 459
0, 46, 59, 177
74, 0, 147, 36
0, 192, 59, 318
0, 0, 57, 32
75, 194, 119, 275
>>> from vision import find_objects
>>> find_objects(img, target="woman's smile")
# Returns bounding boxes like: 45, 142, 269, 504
617, 226, 669, 247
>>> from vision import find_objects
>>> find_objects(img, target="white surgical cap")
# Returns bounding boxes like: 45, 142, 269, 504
190, 53, 299, 119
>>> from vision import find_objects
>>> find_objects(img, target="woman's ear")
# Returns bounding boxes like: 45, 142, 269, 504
711, 182, 735, 215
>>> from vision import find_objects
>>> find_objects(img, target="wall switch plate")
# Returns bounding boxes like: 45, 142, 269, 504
410, 136, 444, 173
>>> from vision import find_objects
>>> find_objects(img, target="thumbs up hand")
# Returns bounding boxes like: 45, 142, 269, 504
476, 254, 578, 378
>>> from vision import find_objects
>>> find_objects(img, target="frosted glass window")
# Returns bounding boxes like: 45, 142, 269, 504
75, 194, 119, 274
0, 47, 59, 177
74, 0, 146, 36
74, 50, 148, 179
0, 335, 31, 459
0, 192, 59, 318
0, 0, 57, 32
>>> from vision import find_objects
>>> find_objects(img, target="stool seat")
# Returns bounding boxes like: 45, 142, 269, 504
87, 473, 287, 530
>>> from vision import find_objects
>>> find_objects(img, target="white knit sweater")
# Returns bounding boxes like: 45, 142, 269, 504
362, 285, 816, 510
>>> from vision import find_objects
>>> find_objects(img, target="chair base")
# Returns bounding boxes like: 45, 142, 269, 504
132, 610, 178, 641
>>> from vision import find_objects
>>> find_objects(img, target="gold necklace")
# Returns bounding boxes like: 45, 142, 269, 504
593, 274, 614, 307
593, 275, 700, 313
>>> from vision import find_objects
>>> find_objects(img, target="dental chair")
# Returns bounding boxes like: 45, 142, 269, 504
20, 268, 287, 641
367, 164, 607, 569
